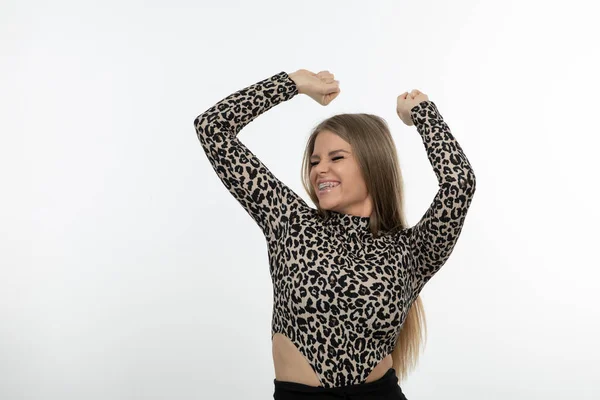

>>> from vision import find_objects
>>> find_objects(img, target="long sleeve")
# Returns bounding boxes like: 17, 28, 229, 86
404, 100, 477, 300
193, 71, 310, 244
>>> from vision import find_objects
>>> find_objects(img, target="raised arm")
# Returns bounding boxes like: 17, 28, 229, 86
193, 71, 310, 243
404, 100, 477, 300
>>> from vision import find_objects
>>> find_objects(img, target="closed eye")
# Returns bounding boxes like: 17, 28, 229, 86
310, 156, 343, 167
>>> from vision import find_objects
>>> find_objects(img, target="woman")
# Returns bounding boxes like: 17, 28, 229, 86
193, 69, 476, 399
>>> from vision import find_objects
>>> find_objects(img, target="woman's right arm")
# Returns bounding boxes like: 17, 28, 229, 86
193, 71, 310, 243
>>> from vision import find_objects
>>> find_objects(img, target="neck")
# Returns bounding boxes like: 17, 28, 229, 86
337, 197, 373, 218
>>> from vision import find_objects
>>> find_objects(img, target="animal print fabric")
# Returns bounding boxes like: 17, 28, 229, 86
193, 71, 476, 388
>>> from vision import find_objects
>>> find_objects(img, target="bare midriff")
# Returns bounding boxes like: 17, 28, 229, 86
272, 333, 393, 387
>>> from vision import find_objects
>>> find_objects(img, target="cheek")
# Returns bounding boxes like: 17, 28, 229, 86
347, 169, 367, 193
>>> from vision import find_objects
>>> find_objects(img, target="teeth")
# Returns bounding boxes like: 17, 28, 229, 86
319, 182, 340, 190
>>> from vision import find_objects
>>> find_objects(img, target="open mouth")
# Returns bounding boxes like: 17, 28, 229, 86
317, 182, 340, 194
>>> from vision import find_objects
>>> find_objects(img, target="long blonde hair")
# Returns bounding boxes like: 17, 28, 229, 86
300, 113, 427, 383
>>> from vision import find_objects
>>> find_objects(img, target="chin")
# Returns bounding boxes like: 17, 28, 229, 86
316, 191, 343, 210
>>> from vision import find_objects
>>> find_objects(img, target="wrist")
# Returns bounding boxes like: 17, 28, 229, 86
288, 71, 303, 94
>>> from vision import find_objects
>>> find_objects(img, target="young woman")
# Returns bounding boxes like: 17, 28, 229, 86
193, 69, 476, 399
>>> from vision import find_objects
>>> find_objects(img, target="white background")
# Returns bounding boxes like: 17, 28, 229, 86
2, 0, 599, 399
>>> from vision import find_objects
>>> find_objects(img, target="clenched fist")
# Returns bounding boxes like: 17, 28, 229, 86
288, 69, 340, 106
397, 90, 429, 126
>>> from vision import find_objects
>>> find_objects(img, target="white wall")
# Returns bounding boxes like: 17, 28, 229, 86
2, 0, 599, 399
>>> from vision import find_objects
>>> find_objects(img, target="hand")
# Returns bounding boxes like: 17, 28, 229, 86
396, 90, 429, 126
288, 69, 340, 106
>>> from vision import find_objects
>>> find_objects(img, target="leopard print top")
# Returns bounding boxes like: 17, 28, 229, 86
193, 71, 476, 388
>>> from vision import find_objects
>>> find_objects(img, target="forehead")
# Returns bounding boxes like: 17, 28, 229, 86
313, 130, 350, 150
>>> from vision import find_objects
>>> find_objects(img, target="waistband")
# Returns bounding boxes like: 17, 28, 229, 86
273, 367, 399, 395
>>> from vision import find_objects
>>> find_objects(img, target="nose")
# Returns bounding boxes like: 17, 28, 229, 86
314, 161, 330, 175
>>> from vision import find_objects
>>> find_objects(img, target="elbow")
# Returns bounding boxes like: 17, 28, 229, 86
456, 167, 476, 196
468, 168, 476, 194
464, 175, 476, 200
465, 168, 476, 193
193, 115, 203, 129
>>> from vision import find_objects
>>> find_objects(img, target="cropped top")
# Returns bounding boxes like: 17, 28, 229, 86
193, 71, 476, 388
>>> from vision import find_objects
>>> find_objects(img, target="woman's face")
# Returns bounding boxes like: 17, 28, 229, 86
309, 130, 372, 216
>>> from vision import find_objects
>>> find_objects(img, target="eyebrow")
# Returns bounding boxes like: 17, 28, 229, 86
310, 149, 350, 160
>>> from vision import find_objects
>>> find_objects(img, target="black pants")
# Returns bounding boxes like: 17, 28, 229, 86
273, 367, 408, 400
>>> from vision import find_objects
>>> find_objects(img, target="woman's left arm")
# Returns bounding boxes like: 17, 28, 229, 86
404, 100, 477, 300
